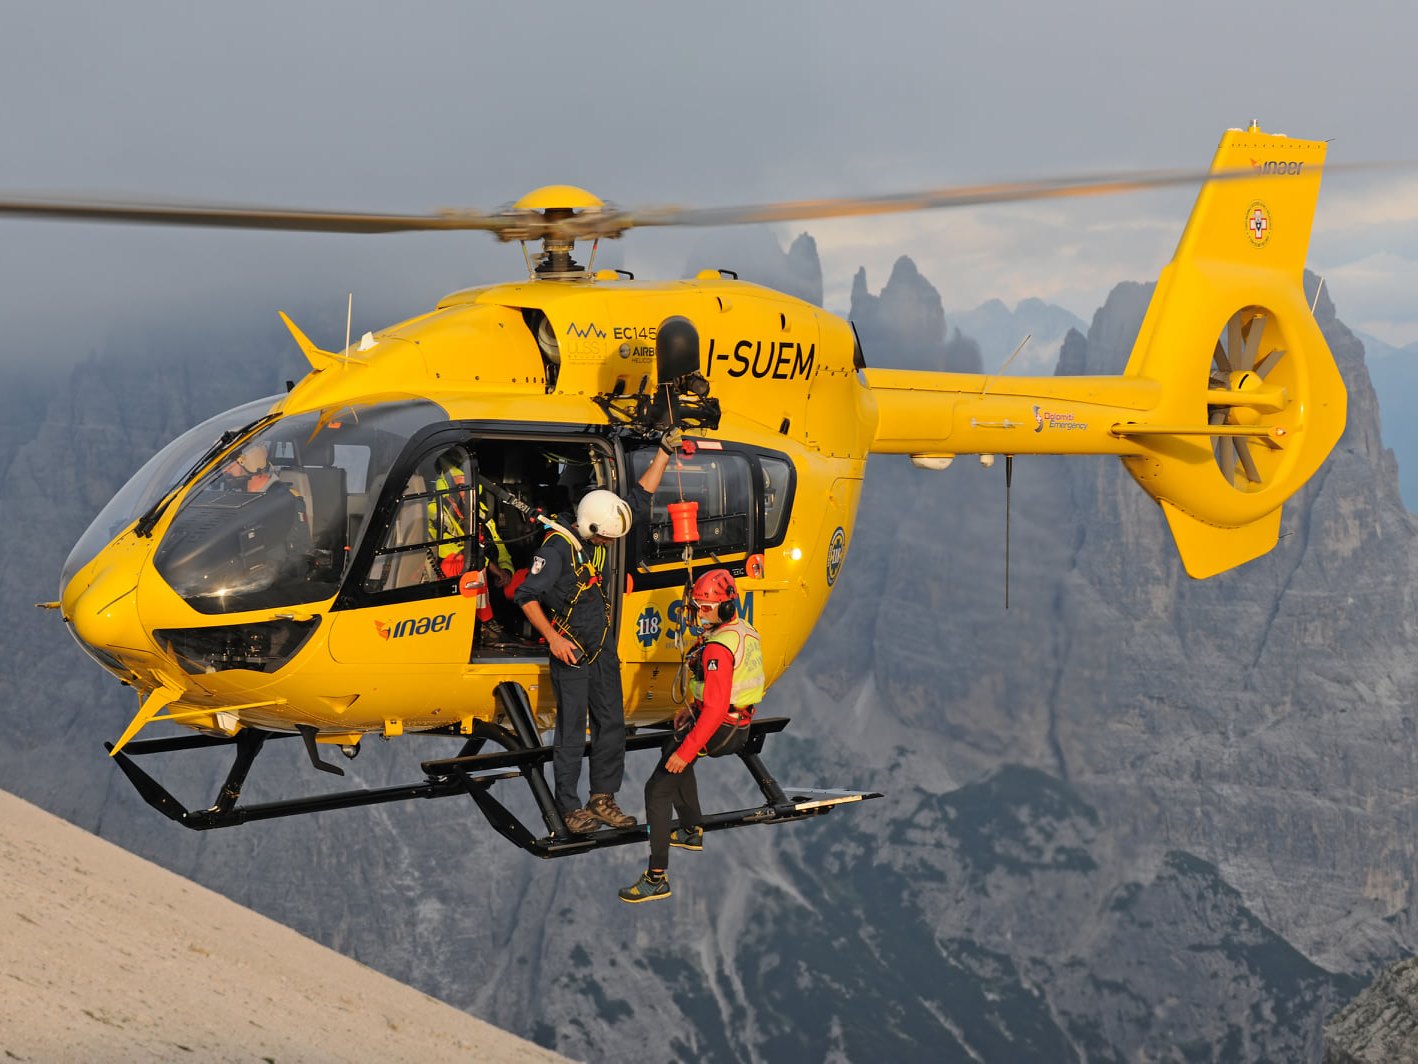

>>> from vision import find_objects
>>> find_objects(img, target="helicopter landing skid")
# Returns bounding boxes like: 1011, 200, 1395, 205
104, 682, 881, 858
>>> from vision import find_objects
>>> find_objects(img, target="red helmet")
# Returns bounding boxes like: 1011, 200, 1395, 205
692, 570, 737, 621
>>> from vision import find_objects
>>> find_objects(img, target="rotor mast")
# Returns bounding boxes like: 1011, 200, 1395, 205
505, 185, 612, 280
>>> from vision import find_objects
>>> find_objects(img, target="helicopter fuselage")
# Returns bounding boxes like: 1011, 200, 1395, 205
61, 273, 873, 749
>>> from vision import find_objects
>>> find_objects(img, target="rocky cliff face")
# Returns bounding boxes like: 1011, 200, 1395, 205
1326, 955, 1418, 1062
948, 296, 1089, 375
0, 244, 1411, 1062
851, 255, 983, 372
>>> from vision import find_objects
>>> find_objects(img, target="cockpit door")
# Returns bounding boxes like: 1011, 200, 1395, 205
328, 442, 485, 665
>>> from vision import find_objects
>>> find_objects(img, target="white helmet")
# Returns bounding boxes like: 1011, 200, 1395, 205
576, 489, 633, 539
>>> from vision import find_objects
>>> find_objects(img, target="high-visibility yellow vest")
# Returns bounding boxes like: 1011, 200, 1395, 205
688, 618, 766, 708
428, 472, 510, 568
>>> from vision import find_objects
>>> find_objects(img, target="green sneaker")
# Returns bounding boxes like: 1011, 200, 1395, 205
669, 826, 704, 851
618, 871, 672, 904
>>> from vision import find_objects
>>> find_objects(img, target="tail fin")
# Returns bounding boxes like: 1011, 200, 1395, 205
1116, 125, 1345, 576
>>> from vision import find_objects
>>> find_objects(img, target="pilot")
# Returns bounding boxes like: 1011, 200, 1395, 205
515, 433, 677, 835
619, 568, 764, 903
222, 443, 278, 492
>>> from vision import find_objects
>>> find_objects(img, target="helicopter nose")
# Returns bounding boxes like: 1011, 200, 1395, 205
67, 563, 144, 664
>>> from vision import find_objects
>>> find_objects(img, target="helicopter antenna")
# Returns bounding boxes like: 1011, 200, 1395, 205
1311, 275, 1326, 314
1004, 455, 1014, 609
345, 293, 353, 358
980, 334, 1032, 397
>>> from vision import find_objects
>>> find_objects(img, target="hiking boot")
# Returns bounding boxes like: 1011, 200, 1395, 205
562, 807, 598, 835
618, 870, 671, 904
669, 826, 704, 851
588, 793, 636, 829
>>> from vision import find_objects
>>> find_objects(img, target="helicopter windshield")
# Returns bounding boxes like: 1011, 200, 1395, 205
62, 395, 283, 595
152, 398, 445, 615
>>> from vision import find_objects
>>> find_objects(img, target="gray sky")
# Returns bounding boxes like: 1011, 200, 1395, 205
4, 0, 1416, 368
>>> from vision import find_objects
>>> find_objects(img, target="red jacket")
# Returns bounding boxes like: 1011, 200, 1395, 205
674, 641, 737, 762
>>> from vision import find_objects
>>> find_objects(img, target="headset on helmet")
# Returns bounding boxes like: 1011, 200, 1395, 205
692, 568, 738, 624
576, 489, 633, 539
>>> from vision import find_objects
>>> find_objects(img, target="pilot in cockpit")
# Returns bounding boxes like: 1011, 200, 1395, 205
222, 443, 279, 493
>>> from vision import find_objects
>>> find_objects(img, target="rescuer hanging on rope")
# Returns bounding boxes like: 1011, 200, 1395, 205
620, 567, 765, 902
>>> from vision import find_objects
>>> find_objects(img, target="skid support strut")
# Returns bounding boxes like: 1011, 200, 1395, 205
494, 681, 566, 837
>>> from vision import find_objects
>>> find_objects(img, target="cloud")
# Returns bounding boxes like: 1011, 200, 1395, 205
805, 196, 1190, 321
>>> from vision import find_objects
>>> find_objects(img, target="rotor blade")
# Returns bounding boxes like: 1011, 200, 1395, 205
1227, 315, 1243, 370
1235, 438, 1262, 484
3, 159, 1405, 241
1213, 338, 1233, 375
0, 173, 1226, 238
617, 165, 1280, 231
1253, 346, 1287, 376
1241, 314, 1267, 370
613, 159, 1414, 233
1220, 432, 1236, 483
0, 196, 518, 235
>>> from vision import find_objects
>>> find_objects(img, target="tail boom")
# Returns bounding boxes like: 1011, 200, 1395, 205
865, 369, 1159, 457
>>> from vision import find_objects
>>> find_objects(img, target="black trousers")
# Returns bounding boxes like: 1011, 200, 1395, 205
548, 649, 626, 812
644, 722, 747, 869
645, 740, 702, 870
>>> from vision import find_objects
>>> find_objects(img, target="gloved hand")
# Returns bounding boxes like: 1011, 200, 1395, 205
660, 427, 684, 455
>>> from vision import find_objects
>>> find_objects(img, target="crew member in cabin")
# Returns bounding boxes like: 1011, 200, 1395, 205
619, 568, 764, 903
515, 431, 679, 834
426, 450, 513, 637
221, 443, 279, 492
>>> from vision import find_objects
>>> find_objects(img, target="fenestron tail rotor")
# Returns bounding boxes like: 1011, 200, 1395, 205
1207, 306, 1288, 492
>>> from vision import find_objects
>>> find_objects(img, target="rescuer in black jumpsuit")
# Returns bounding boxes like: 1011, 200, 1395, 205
515, 441, 675, 833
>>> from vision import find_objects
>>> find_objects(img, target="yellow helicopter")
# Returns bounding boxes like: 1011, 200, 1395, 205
20, 124, 1344, 857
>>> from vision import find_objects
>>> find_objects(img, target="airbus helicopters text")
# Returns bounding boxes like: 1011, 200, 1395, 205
23, 124, 1345, 856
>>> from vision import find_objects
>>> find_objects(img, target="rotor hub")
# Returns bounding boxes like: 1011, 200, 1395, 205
502, 186, 617, 278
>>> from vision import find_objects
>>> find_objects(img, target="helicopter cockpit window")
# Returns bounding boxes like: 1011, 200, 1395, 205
628, 446, 755, 566
152, 399, 444, 614
62, 394, 282, 593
